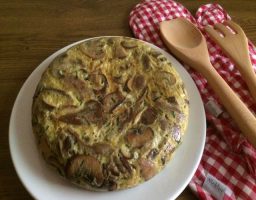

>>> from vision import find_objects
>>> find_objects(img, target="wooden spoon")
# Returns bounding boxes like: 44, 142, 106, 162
160, 18, 256, 148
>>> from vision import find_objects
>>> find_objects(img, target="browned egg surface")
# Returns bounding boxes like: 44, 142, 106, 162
32, 37, 189, 191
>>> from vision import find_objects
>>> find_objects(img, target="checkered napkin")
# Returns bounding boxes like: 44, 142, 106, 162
129, 1, 256, 199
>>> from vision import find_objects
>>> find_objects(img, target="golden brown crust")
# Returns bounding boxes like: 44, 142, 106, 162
32, 37, 189, 191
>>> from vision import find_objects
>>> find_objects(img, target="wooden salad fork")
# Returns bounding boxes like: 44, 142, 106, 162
160, 18, 256, 148
205, 20, 256, 102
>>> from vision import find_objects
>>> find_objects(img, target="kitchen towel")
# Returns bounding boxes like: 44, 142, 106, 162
129, 0, 256, 199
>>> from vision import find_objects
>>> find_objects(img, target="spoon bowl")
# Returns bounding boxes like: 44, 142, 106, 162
160, 18, 256, 148
162, 18, 202, 48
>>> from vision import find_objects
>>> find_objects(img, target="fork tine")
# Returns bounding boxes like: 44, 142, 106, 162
223, 20, 243, 34
205, 25, 223, 41
214, 23, 231, 36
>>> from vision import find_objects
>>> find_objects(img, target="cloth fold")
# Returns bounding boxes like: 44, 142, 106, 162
129, 0, 256, 199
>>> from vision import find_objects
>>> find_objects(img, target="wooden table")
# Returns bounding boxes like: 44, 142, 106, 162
1, 0, 255, 199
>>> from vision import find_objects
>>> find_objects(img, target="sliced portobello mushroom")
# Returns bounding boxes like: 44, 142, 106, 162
171, 125, 181, 142
125, 127, 154, 148
108, 162, 120, 177
64, 75, 92, 99
103, 91, 125, 113
58, 100, 103, 125
155, 71, 176, 87
58, 112, 88, 125
141, 107, 158, 125
57, 129, 84, 158
117, 107, 132, 130
141, 54, 153, 71
159, 119, 169, 131
57, 132, 74, 158
139, 158, 156, 181
40, 88, 73, 109
155, 98, 181, 114
121, 40, 138, 49
84, 100, 104, 123
115, 44, 128, 59
80, 39, 105, 59
113, 155, 126, 174
92, 142, 113, 156
127, 74, 146, 92
119, 156, 132, 174
88, 73, 107, 91
111, 154, 133, 175
66, 155, 104, 187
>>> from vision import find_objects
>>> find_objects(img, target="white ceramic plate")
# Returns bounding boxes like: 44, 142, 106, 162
9, 37, 206, 200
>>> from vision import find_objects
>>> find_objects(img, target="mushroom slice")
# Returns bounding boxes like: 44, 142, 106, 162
80, 40, 105, 59
114, 106, 132, 130
163, 142, 175, 154
121, 40, 138, 49
156, 71, 176, 87
115, 45, 128, 59
57, 129, 83, 158
113, 155, 126, 174
92, 143, 113, 155
125, 127, 154, 148
120, 156, 132, 173
176, 113, 186, 124
58, 132, 74, 157
132, 74, 146, 91
141, 107, 157, 125
150, 50, 162, 58
159, 119, 168, 131
55, 105, 81, 116
127, 74, 146, 92
108, 163, 120, 177
66, 155, 104, 187
86, 40, 105, 59
40, 88, 73, 109
64, 75, 91, 98
155, 98, 181, 114
81, 100, 104, 123
58, 100, 103, 125
58, 112, 88, 125
171, 125, 181, 142
112, 154, 132, 175
103, 91, 125, 113
88, 73, 107, 91
141, 54, 152, 71
139, 158, 156, 180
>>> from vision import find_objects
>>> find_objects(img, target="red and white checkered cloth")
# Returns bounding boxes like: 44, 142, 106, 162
129, 0, 256, 199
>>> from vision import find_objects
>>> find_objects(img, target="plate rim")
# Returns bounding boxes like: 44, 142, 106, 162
9, 36, 206, 200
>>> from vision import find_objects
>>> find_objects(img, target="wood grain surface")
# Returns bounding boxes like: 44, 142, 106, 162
0, 0, 255, 199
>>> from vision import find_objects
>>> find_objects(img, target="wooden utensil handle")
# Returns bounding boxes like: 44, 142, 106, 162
235, 61, 256, 102
244, 71, 256, 102
200, 62, 256, 148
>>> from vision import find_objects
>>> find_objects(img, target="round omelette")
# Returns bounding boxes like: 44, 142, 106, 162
32, 37, 189, 191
